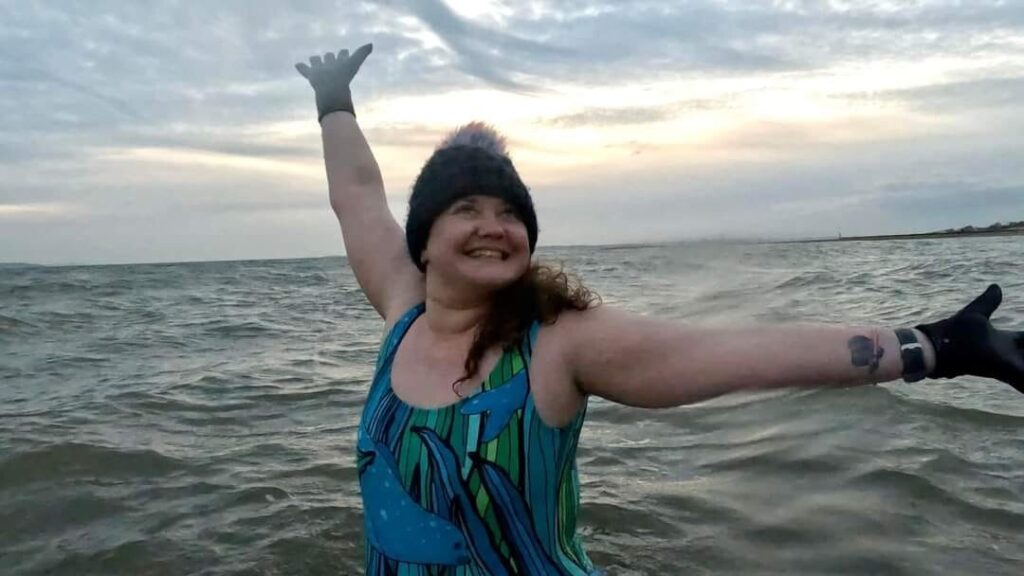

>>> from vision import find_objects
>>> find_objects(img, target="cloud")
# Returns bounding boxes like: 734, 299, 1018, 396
875, 76, 1024, 113
378, 0, 567, 91
0, 202, 86, 221
545, 103, 682, 128
2, 0, 1024, 263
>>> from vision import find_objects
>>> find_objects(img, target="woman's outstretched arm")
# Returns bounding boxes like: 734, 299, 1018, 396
559, 284, 1022, 408
297, 46, 423, 319
321, 113, 423, 319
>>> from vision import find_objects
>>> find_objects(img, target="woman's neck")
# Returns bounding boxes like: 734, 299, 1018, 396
421, 292, 492, 344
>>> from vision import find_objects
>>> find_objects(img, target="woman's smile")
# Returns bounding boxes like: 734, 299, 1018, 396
465, 248, 508, 260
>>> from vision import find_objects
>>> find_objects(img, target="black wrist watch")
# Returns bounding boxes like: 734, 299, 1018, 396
895, 328, 928, 382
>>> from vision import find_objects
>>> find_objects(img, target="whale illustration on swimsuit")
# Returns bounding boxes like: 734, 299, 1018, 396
414, 427, 511, 575
473, 454, 565, 574
357, 433, 470, 565
461, 368, 528, 442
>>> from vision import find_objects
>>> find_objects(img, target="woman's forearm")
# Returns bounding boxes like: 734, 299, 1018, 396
321, 112, 386, 215
660, 324, 938, 405
682, 325, 936, 395
568, 306, 939, 408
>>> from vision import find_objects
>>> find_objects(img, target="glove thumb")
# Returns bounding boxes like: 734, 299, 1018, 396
962, 284, 1002, 319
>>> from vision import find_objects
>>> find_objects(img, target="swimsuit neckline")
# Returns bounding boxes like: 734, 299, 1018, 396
384, 302, 510, 412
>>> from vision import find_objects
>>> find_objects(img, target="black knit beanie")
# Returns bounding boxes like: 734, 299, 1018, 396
406, 122, 538, 272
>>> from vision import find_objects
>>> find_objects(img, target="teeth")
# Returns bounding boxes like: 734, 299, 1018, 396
468, 249, 504, 259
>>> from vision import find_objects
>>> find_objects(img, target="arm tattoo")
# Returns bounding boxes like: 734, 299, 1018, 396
848, 333, 884, 374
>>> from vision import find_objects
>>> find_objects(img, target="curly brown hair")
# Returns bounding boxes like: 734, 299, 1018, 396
451, 259, 602, 394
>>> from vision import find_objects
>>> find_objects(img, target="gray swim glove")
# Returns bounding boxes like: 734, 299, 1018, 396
295, 43, 372, 122
916, 284, 1024, 393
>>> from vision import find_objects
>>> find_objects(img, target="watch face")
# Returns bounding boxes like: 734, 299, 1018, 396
895, 329, 927, 382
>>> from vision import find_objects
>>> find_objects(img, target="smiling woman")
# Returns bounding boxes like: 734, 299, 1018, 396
296, 43, 1024, 575
402, 125, 603, 404
297, 43, 607, 574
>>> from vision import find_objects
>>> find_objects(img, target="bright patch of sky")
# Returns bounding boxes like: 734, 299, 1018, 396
2, 0, 1023, 264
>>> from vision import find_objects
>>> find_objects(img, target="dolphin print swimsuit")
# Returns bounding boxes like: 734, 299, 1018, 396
357, 302, 598, 575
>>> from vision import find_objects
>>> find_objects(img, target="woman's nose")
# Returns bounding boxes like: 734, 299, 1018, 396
475, 213, 506, 237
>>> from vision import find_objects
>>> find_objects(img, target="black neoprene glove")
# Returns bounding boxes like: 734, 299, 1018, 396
295, 43, 372, 122
916, 284, 1024, 393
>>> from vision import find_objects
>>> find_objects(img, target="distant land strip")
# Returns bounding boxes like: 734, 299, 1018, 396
787, 223, 1024, 244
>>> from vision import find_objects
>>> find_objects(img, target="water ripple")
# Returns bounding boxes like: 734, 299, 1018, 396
2, 240, 1023, 574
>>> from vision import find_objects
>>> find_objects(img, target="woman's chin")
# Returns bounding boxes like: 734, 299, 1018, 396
458, 259, 523, 287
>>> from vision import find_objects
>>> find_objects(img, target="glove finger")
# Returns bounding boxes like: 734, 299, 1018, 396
324, 52, 336, 64
962, 284, 1002, 319
309, 55, 323, 68
338, 48, 350, 61
347, 43, 373, 77
295, 62, 312, 79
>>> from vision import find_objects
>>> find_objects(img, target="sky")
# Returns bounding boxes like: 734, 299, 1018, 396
2, 0, 1023, 265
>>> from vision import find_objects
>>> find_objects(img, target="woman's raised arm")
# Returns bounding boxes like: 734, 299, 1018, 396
297, 45, 424, 319
558, 284, 1023, 408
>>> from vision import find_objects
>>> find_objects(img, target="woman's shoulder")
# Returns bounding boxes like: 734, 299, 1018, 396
532, 306, 604, 369
539, 304, 605, 337
380, 301, 426, 352
529, 308, 595, 427
536, 303, 640, 369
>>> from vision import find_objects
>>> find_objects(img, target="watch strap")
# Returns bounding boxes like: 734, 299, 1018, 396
895, 328, 928, 383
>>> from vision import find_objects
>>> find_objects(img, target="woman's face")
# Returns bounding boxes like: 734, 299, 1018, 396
422, 195, 531, 292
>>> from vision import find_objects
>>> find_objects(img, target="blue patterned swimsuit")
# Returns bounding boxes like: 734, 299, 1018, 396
357, 302, 598, 575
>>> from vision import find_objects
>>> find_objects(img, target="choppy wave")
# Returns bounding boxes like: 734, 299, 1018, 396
0, 313, 39, 333
0, 443, 189, 488
2, 239, 1023, 575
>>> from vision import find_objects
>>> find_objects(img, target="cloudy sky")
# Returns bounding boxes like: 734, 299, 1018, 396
2, 0, 1023, 265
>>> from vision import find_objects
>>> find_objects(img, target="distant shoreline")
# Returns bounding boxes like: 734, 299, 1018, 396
783, 228, 1024, 244
4, 229, 1022, 267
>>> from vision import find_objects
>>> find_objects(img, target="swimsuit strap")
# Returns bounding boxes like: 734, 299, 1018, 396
373, 302, 425, 375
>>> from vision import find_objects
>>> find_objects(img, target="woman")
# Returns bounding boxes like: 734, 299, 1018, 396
297, 45, 1024, 575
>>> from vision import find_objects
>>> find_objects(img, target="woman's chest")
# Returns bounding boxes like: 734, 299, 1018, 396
387, 325, 582, 428
389, 335, 503, 407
